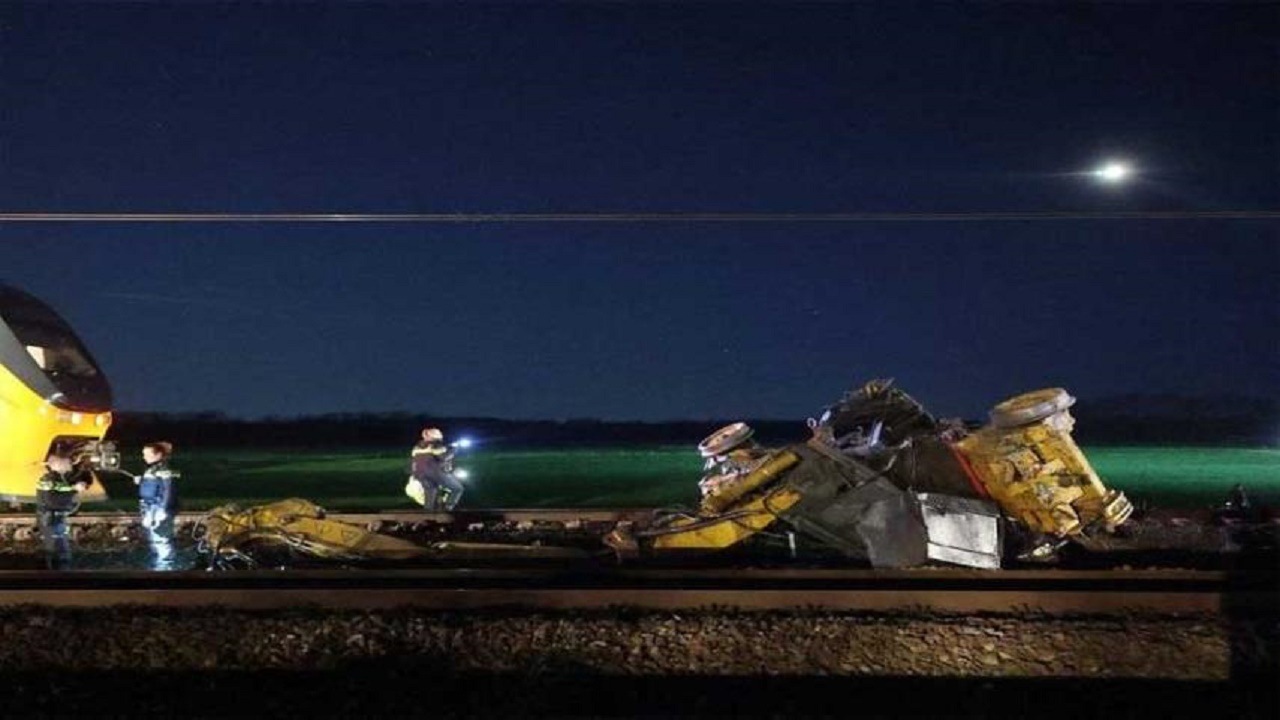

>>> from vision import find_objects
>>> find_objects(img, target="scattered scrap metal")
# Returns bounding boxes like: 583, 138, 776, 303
195, 381, 1135, 571
196, 498, 590, 568
607, 380, 1134, 569
197, 498, 430, 568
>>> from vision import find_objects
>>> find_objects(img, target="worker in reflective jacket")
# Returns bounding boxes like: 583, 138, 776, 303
410, 427, 464, 511
35, 454, 89, 569
136, 441, 180, 570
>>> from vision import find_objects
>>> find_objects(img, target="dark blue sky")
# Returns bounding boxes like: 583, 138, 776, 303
1, 3, 1276, 420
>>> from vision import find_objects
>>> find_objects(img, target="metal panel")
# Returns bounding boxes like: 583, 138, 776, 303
918, 493, 1003, 569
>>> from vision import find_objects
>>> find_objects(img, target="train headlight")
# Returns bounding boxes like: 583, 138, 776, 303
99, 448, 121, 470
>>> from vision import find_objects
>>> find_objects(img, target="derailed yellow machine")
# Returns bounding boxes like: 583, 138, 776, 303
198, 498, 432, 568
609, 380, 1133, 568
198, 498, 595, 568
0, 284, 118, 504
955, 388, 1133, 540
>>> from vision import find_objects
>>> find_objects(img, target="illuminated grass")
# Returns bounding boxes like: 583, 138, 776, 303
93, 445, 1280, 512
1085, 446, 1280, 507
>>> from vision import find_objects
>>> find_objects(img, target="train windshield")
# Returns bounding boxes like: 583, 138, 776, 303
17, 321, 101, 381
0, 287, 112, 410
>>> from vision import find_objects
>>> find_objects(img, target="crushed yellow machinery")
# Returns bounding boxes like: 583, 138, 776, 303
198, 498, 593, 568
608, 380, 1133, 568
0, 283, 117, 504
954, 388, 1134, 538
198, 499, 432, 567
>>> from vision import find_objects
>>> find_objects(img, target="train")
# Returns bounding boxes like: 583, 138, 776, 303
0, 283, 117, 504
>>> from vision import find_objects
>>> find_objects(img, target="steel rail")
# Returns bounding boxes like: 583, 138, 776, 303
0, 567, 1271, 614
0, 508, 656, 526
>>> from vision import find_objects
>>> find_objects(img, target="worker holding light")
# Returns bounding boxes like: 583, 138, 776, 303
408, 427, 466, 511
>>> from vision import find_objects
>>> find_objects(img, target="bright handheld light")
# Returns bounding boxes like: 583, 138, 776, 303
451, 437, 474, 450
454, 468, 471, 481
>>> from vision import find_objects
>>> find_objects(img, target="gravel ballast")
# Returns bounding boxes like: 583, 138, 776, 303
0, 607, 1270, 679
0, 607, 1275, 718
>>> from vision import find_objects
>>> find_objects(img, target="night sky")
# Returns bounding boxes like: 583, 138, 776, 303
1, 3, 1276, 421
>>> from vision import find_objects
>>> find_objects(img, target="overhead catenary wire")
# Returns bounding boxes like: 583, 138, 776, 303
0, 210, 1277, 223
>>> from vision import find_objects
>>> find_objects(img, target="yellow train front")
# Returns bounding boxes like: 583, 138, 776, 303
0, 283, 115, 504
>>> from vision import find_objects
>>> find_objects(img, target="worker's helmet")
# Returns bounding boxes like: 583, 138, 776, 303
422, 427, 444, 442
698, 422, 754, 458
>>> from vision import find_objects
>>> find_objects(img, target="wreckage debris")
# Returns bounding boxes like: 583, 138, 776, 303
607, 380, 1135, 570
197, 498, 431, 568
164, 381, 1244, 573
196, 498, 592, 568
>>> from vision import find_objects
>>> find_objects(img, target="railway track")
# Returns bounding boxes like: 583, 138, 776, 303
0, 508, 653, 526
0, 508, 1274, 615
0, 566, 1273, 614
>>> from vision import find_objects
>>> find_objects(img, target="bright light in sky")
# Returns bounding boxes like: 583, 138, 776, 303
452, 437, 474, 449
1093, 161, 1133, 184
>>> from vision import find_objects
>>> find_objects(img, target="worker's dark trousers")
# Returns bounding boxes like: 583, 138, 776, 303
143, 509, 176, 570
37, 510, 71, 569
422, 475, 465, 511
439, 474, 464, 510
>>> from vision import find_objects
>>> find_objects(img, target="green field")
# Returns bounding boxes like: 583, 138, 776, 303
91, 445, 1280, 513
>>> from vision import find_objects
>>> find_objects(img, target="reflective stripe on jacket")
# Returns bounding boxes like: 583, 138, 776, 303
410, 441, 453, 482
138, 461, 180, 511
